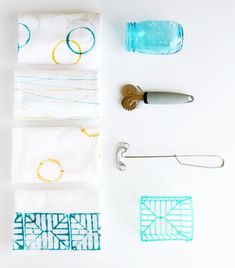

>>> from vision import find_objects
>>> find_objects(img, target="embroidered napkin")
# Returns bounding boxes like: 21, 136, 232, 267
14, 70, 100, 121
11, 127, 100, 184
18, 13, 101, 67
13, 189, 101, 251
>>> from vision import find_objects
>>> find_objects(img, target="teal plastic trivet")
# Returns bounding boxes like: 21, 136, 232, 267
140, 196, 193, 241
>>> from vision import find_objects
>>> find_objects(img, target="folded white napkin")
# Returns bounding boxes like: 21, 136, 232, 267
14, 70, 100, 121
11, 127, 100, 184
18, 13, 101, 67
13, 189, 101, 251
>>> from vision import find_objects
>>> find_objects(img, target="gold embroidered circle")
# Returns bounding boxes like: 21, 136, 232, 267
52, 39, 82, 65
36, 158, 64, 183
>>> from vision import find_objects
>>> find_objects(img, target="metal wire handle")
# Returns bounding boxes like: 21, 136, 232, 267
124, 154, 224, 168
173, 154, 224, 168
114, 142, 225, 171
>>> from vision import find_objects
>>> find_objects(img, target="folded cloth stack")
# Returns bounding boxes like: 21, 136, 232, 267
18, 13, 101, 67
14, 70, 100, 121
13, 189, 101, 251
11, 126, 100, 184
13, 12, 102, 251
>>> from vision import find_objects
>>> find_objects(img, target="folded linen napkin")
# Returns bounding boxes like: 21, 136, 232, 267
18, 13, 101, 67
13, 189, 101, 251
11, 127, 100, 183
14, 70, 100, 121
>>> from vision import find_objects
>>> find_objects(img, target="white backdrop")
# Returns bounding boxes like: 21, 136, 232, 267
0, 0, 234, 267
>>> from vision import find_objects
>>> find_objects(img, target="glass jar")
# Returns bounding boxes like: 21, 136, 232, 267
126, 20, 183, 54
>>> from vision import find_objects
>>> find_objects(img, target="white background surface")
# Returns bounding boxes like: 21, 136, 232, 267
0, 0, 234, 267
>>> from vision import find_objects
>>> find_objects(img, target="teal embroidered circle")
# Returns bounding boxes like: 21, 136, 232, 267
66, 27, 96, 55
18, 23, 31, 51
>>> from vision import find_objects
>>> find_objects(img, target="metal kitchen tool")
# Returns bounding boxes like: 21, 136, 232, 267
121, 84, 194, 111
114, 142, 224, 171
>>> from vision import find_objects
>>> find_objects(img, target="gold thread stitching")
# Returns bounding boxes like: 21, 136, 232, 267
36, 158, 64, 183
80, 127, 100, 138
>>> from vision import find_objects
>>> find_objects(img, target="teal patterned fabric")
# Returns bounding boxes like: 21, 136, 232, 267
13, 212, 101, 250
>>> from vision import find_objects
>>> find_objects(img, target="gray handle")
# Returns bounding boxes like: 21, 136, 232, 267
143, 92, 194, 105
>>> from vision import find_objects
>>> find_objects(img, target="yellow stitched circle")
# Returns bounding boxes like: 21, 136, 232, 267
52, 39, 82, 65
80, 127, 100, 138
36, 158, 64, 183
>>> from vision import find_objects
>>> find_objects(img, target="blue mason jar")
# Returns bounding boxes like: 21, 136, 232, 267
126, 21, 183, 54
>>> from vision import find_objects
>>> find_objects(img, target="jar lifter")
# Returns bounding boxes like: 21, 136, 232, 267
121, 84, 194, 111
114, 142, 224, 171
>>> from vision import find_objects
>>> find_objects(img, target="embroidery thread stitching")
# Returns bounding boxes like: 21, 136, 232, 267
80, 127, 100, 138
36, 158, 64, 183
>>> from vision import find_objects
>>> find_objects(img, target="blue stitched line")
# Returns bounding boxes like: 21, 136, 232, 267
18, 23, 31, 51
